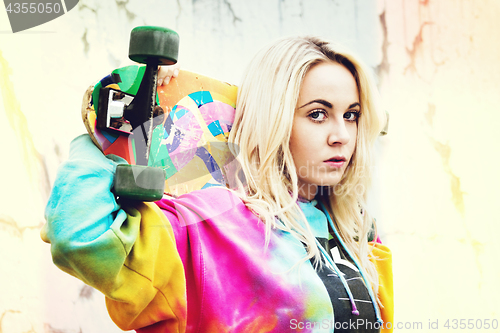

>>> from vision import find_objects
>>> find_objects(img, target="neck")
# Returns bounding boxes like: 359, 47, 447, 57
297, 183, 318, 201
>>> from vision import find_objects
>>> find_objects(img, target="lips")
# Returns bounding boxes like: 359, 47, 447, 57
324, 156, 346, 168
326, 156, 346, 163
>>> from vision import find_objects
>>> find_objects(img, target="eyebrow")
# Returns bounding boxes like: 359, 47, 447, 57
298, 99, 332, 109
298, 100, 361, 109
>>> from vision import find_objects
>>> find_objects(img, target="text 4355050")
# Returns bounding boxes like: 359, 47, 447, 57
439, 319, 498, 330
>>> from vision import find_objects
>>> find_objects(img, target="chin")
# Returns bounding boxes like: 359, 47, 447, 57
319, 173, 344, 187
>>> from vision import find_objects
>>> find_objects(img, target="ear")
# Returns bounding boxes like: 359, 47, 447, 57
380, 110, 389, 136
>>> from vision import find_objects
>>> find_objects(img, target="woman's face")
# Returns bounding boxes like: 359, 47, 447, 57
290, 61, 359, 200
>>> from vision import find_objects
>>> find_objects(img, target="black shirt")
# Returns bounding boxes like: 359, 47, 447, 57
315, 235, 380, 333
298, 199, 380, 333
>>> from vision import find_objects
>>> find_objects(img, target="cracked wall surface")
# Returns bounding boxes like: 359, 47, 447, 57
0, 0, 499, 331
377, 0, 500, 325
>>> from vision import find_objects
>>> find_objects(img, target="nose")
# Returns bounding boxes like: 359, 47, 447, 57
327, 118, 351, 146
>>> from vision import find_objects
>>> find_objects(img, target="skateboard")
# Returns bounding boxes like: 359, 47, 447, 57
82, 26, 238, 200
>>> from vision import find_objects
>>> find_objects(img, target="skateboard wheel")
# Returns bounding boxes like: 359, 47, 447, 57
114, 164, 166, 201
129, 26, 179, 65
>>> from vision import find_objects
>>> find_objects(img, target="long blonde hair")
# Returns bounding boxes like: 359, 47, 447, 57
228, 36, 385, 297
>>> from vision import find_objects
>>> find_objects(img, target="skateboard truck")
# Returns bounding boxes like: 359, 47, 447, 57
96, 26, 180, 201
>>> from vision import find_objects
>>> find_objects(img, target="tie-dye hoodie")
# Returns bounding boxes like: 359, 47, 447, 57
42, 135, 393, 332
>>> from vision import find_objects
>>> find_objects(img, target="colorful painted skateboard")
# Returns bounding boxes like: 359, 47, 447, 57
82, 26, 238, 200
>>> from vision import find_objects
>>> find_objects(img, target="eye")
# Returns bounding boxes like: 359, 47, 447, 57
308, 110, 327, 123
344, 110, 360, 122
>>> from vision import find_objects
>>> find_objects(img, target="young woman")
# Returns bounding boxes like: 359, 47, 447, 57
43, 36, 393, 332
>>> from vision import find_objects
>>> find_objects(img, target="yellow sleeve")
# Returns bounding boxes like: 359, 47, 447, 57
370, 243, 394, 332
104, 201, 187, 331
42, 135, 187, 331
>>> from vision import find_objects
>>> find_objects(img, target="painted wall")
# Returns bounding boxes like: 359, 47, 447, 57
377, 0, 500, 330
0, 0, 498, 332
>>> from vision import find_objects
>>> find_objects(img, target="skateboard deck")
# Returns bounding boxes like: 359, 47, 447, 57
82, 66, 238, 196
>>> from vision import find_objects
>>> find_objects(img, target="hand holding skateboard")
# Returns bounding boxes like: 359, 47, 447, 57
157, 63, 180, 86
82, 26, 238, 201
